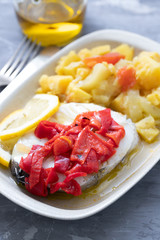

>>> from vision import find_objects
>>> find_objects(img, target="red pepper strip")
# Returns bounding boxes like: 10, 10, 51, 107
45, 168, 59, 186
66, 148, 104, 175
29, 145, 52, 189
73, 111, 94, 126
68, 149, 99, 174
35, 120, 65, 139
83, 52, 125, 68
45, 131, 63, 147
96, 109, 112, 136
20, 145, 42, 174
82, 149, 99, 173
50, 180, 81, 196
44, 125, 72, 147
73, 111, 102, 131
50, 182, 62, 194
106, 120, 125, 147
53, 136, 73, 156
23, 108, 126, 197
65, 163, 81, 175
89, 116, 101, 130
25, 169, 48, 197
50, 172, 86, 196
71, 126, 115, 164
54, 154, 70, 173
65, 126, 82, 142
117, 66, 136, 92
66, 126, 82, 135
65, 172, 87, 181
61, 179, 82, 196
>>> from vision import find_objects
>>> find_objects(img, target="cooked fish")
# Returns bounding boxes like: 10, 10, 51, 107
11, 103, 139, 191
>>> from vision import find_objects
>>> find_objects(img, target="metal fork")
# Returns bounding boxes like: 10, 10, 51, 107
0, 36, 41, 86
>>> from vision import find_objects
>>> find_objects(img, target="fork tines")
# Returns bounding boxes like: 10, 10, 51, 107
0, 36, 41, 82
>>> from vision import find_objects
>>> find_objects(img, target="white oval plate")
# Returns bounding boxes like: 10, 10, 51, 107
1, 30, 160, 220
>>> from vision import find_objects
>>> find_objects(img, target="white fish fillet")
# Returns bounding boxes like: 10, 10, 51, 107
12, 103, 139, 190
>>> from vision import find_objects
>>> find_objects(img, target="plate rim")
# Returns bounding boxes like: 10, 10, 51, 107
1, 29, 160, 220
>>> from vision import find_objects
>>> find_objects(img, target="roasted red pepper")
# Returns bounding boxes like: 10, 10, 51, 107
20, 108, 125, 197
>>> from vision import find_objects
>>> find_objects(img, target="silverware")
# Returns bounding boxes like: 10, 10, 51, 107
0, 36, 41, 86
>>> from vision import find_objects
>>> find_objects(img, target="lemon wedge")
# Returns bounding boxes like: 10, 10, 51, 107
0, 94, 59, 141
22, 22, 82, 47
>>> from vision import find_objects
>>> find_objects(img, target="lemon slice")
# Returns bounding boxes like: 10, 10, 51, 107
0, 94, 59, 141
0, 146, 11, 167
22, 22, 82, 47
0, 132, 19, 167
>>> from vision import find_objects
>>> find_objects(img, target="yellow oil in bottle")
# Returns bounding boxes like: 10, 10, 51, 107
15, 0, 86, 46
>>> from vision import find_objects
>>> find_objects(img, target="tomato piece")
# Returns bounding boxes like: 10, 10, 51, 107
117, 66, 136, 91
83, 52, 125, 67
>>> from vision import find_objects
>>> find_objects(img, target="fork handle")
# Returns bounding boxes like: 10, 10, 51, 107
0, 74, 10, 86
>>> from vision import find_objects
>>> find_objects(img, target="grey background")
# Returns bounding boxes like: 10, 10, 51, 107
1, 0, 160, 239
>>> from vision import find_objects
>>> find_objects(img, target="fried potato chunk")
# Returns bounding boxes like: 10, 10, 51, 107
90, 45, 111, 56
111, 90, 144, 122
39, 75, 73, 94
56, 51, 81, 75
112, 44, 134, 61
147, 87, 160, 106
77, 63, 112, 92
135, 116, 159, 143
133, 53, 160, 90
66, 82, 92, 103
